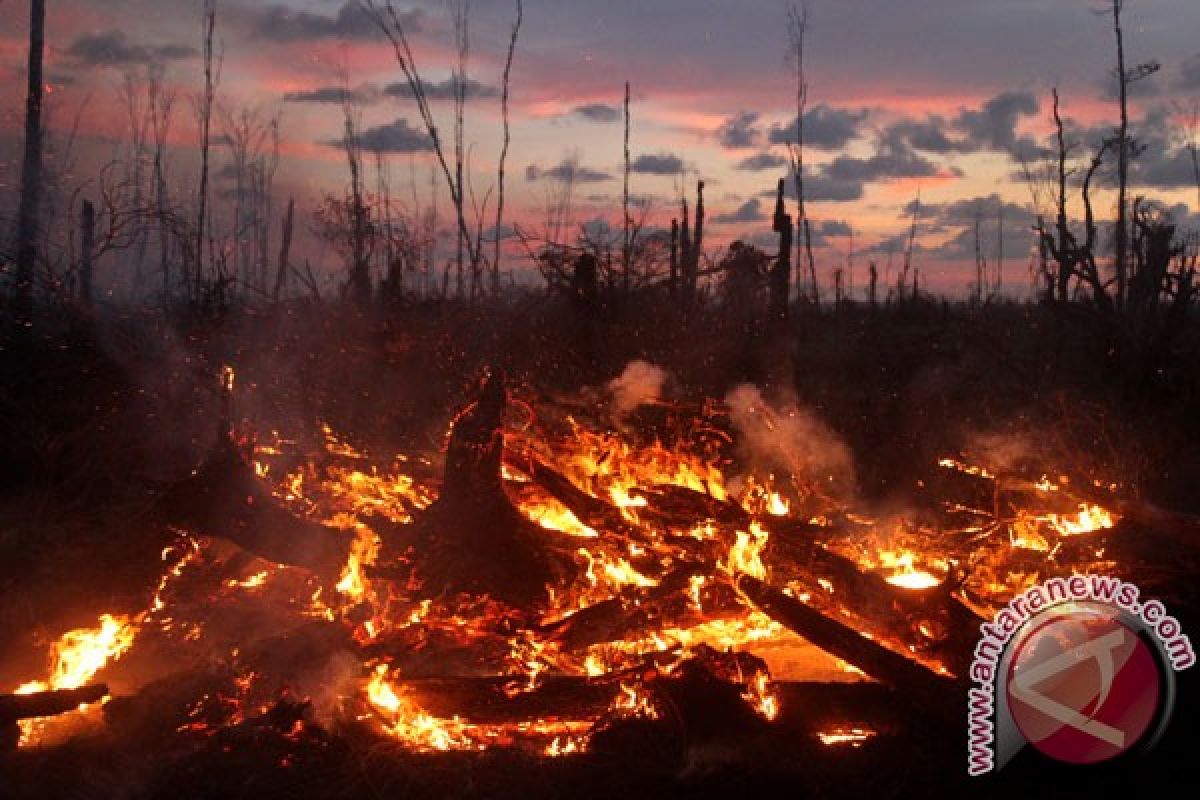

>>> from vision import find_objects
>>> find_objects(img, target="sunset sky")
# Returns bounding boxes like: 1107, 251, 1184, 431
3, 0, 1200, 296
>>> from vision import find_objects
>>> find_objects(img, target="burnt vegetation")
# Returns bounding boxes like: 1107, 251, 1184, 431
2, 1, 1200, 798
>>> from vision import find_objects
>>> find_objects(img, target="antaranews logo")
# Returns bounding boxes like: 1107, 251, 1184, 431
967, 574, 1194, 775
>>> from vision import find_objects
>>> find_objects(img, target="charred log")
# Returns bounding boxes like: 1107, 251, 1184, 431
153, 434, 353, 579
0, 684, 109, 752
399, 370, 570, 609
736, 574, 963, 724
0, 684, 108, 722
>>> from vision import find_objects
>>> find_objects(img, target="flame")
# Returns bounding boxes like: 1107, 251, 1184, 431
1047, 503, 1116, 536
880, 551, 940, 590
14, 614, 137, 747
817, 726, 876, 746
743, 670, 778, 720
722, 522, 770, 581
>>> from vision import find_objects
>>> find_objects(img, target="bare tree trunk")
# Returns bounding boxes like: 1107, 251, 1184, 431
364, 1, 487, 302
492, 0, 522, 295
273, 197, 294, 302
622, 81, 631, 294
13, 0, 46, 342
678, 196, 691, 308
669, 218, 679, 300
194, 0, 218, 300
769, 178, 792, 321
687, 180, 705, 304
452, 0, 468, 300
1112, 0, 1129, 310
79, 199, 95, 309
900, 190, 920, 298
786, 2, 816, 303
340, 94, 372, 307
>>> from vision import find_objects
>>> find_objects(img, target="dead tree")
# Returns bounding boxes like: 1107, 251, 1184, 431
193, 0, 220, 299
678, 196, 691, 307
669, 218, 679, 299
682, 180, 705, 305
273, 197, 294, 302
12, 0, 46, 344
492, 0, 522, 294
785, 1, 817, 303
769, 178, 792, 321
79, 199, 95, 308
622, 81, 632, 294
337, 86, 372, 307
1109, 0, 1160, 310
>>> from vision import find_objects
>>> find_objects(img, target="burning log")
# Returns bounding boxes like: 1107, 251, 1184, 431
0, 684, 109, 752
735, 575, 964, 724
767, 532, 980, 677
0, 683, 108, 722
153, 434, 353, 579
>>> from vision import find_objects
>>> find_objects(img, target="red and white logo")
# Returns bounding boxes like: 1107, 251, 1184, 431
1005, 607, 1162, 765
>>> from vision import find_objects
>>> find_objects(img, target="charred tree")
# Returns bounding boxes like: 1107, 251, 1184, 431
769, 178, 793, 322
402, 370, 567, 608
79, 200, 96, 308
12, 0, 46, 345
273, 197, 294, 302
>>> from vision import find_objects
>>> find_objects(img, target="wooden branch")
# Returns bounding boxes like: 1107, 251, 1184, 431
736, 575, 963, 723
0, 684, 108, 722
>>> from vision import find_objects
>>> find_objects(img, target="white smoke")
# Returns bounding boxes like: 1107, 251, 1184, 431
607, 360, 669, 416
724, 384, 855, 497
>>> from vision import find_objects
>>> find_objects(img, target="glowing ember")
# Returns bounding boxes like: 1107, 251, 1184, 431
817, 726, 877, 747
722, 522, 770, 580
879, 551, 940, 590
365, 666, 477, 752
14, 614, 137, 747
1047, 503, 1117, 536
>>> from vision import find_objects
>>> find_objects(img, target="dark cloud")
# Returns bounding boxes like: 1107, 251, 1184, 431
717, 112, 762, 149
879, 91, 1042, 161
252, 2, 415, 42
735, 151, 788, 171
1180, 53, 1200, 90
1128, 108, 1200, 189
631, 153, 684, 175
332, 118, 432, 154
768, 105, 868, 150
766, 171, 863, 204
573, 103, 622, 123
804, 219, 854, 248
825, 146, 941, 183
525, 161, 613, 183
817, 219, 853, 237
66, 31, 197, 67
384, 78, 499, 101
283, 85, 377, 105
953, 90, 1039, 152
882, 117, 957, 154
712, 198, 765, 224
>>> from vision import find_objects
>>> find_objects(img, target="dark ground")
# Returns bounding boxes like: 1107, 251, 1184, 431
1, 294, 1198, 798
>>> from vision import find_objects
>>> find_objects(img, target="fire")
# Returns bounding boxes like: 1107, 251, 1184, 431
816, 726, 876, 747
365, 666, 477, 752
336, 524, 381, 605
1047, 503, 1116, 536
721, 522, 770, 581
879, 551, 940, 590
743, 670, 778, 720
14, 614, 137, 746
11, 372, 1133, 759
